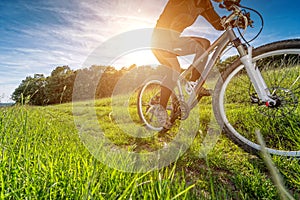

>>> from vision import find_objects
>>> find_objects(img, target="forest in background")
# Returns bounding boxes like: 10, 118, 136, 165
12, 64, 163, 105
12, 56, 238, 105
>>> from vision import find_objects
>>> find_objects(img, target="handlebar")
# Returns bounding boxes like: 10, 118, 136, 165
219, 1, 253, 30
219, 1, 264, 44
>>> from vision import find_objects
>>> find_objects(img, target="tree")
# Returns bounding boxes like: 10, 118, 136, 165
12, 74, 47, 105
45, 66, 74, 104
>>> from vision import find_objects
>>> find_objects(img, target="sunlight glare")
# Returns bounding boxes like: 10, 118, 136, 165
109, 49, 159, 69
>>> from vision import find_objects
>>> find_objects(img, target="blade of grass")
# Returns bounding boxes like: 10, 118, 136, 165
256, 130, 295, 200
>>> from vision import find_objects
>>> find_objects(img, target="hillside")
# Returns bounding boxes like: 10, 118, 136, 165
0, 99, 299, 199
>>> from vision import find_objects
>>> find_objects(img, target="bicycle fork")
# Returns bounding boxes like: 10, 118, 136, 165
239, 46, 277, 106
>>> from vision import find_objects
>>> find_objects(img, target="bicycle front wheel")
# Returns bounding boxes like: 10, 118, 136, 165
213, 39, 300, 157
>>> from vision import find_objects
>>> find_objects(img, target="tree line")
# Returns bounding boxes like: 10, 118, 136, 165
12, 55, 243, 105
12, 64, 164, 105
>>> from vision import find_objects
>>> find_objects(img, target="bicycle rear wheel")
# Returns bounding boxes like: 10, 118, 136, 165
137, 79, 179, 131
213, 39, 300, 157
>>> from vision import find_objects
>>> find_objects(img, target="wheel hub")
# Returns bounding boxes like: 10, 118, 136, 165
265, 97, 281, 108
259, 87, 298, 117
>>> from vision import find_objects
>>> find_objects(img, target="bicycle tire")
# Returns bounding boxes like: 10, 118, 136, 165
213, 39, 300, 157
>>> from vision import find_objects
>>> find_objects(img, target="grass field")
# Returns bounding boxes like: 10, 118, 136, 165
0, 98, 299, 199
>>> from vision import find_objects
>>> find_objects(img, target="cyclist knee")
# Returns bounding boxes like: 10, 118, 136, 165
192, 37, 210, 50
202, 39, 210, 49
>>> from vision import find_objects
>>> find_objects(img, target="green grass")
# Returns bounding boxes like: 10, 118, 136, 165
0, 99, 299, 199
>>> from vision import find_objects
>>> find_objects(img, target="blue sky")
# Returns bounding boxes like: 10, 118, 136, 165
0, 0, 299, 102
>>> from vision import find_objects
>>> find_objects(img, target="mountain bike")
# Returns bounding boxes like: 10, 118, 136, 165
137, 0, 300, 157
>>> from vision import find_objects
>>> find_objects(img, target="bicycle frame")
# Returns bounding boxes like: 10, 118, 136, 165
176, 26, 273, 109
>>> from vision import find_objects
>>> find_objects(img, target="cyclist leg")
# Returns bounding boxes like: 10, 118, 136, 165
152, 28, 181, 109
152, 49, 181, 109
190, 37, 210, 81
174, 37, 210, 81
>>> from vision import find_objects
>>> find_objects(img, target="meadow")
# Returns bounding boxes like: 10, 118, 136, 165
0, 97, 299, 199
